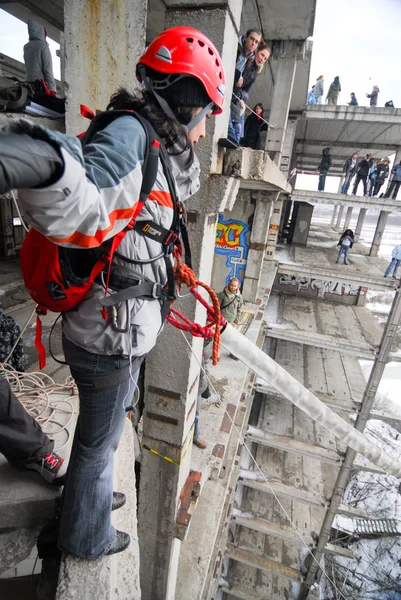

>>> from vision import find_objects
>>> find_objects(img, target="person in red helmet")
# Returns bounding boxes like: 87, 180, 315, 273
0, 26, 225, 559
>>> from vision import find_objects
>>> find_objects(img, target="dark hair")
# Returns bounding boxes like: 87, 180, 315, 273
245, 28, 262, 38
254, 103, 264, 112
107, 87, 195, 166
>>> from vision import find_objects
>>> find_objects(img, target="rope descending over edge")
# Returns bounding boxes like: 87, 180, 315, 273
167, 250, 227, 365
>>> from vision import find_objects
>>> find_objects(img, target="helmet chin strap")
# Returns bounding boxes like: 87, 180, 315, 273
138, 65, 214, 133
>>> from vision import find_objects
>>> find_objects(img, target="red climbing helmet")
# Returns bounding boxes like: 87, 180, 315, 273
137, 26, 225, 114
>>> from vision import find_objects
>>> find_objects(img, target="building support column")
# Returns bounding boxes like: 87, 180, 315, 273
369, 210, 389, 257
64, 0, 147, 134
137, 4, 242, 599
242, 192, 275, 302
335, 205, 344, 229
265, 41, 299, 166
354, 208, 367, 241
343, 206, 353, 230
330, 205, 338, 227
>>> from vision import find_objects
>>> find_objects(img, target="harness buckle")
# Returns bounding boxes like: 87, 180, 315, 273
152, 282, 164, 298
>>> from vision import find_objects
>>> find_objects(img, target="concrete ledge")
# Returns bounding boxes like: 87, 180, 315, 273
223, 147, 292, 193
0, 111, 65, 132
303, 104, 401, 124
56, 420, 141, 600
292, 189, 401, 211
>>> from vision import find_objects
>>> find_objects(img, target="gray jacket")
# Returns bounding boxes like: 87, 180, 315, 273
23, 20, 56, 92
314, 79, 324, 98
17, 116, 200, 358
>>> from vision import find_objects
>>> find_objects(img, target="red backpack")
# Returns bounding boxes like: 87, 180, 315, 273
20, 111, 162, 367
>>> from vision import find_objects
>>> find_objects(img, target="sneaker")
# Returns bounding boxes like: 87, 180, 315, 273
193, 437, 207, 449
392, 275, 398, 279
106, 530, 130, 556
25, 452, 67, 484
201, 386, 211, 399
112, 491, 126, 511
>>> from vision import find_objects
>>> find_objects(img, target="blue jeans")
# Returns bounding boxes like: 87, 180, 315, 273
228, 118, 241, 144
318, 170, 328, 191
385, 258, 400, 277
58, 336, 139, 559
336, 245, 350, 264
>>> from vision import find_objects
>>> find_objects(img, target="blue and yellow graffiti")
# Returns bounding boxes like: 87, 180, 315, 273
215, 216, 249, 285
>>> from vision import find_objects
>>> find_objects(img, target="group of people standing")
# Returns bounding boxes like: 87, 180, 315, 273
308, 75, 380, 108
317, 147, 401, 200
228, 28, 271, 149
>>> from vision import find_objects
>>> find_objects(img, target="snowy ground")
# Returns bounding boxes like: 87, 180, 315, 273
311, 206, 401, 600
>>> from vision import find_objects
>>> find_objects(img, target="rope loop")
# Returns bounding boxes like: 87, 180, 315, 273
167, 251, 226, 365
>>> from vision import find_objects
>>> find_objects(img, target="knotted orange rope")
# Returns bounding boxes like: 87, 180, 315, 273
166, 250, 226, 365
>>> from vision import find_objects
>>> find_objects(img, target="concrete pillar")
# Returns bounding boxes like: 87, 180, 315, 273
369, 210, 389, 257
344, 206, 353, 229
137, 4, 242, 599
64, 0, 147, 134
330, 205, 339, 227
265, 41, 299, 166
242, 192, 274, 302
335, 205, 345, 229
354, 208, 367, 241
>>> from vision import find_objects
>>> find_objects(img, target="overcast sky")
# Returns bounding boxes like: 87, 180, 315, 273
308, 0, 401, 109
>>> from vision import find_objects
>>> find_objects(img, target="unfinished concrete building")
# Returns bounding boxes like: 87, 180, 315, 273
1, 1, 401, 599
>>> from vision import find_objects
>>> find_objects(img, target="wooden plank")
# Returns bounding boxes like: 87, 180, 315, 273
315, 301, 341, 337
353, 306, 383, 347
246, 429, 342, 464
226, 544, 301, 581
324, 543, 354, 559
334, 304, 367, 345
303, 346, 329, 396
239, 471, 327, 507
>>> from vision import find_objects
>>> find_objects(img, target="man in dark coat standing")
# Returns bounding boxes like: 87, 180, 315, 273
352, 154, 373, 196
317, 147, 332, 191
341, 153, 358, 194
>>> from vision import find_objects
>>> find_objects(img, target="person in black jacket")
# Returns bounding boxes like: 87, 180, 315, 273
242, 103, 267, 149
373, 158, 390, 196
352, 154, 373, 195
336, 229, 354, 265
341, 152, 358, 194
228, 42, 271, 144
317, 147, 332, 191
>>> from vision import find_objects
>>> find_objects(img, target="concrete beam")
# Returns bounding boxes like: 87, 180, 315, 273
336, 504, 370, 519
218, 583, 264, 600
246, 427, 342, 464
223, 148, 292, 193
303, 105, 401, 125
369, 210, 388, 257
233, 511, 314, 545
297, 139, 397, 152
292, 189, 401, 212
324, 543, 354, 559
264, 325, 377, 359
277, 262, 398, 291
239, 469, 328, 507
226, 544, 302, 582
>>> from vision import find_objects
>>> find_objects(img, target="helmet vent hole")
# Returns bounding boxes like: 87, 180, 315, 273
186, 37, 194, 43
208, 47, 214, 55
198, 40, 205, 47
215, 59, 220, 67
219, 71, 222, 80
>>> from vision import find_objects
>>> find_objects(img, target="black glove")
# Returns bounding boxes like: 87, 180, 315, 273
0, 130, 64, 195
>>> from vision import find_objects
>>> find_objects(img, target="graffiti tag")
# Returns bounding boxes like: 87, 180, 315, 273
215, 216, 249, 285
278, 274, 359, 298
